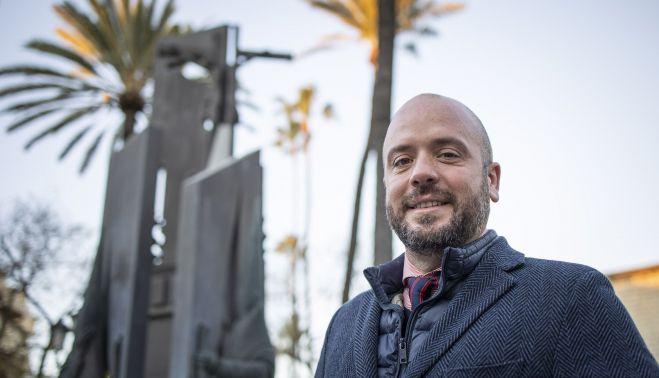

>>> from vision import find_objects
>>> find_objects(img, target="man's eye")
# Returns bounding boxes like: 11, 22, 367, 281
393, 157, 412, 167
437, 151, 459, 160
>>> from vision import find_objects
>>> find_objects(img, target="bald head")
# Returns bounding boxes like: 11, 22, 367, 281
384, 94, 493, 167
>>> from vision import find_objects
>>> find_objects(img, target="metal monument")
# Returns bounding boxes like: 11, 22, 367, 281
61, 26, 288, 377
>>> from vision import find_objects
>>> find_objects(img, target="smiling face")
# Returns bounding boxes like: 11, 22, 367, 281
383, 94, 500, 256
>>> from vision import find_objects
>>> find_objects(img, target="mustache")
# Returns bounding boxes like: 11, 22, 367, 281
402, 184, 456, 207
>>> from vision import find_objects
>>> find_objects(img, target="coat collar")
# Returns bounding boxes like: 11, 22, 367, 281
363, 230, 500, 306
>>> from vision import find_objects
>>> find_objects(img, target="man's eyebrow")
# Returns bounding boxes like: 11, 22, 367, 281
386, 137, 470, 162
429, 137, 469, 152
386, 144, 413, 163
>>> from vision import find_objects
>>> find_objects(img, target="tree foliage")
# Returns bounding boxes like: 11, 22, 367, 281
306, 0, 463, 64
0, 274, 33, 378
0, 0, 183, 172
275, 85, 333, 154
272, 86, 332, 375
0, 199, 87, 377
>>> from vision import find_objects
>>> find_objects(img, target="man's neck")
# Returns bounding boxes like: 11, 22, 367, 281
405, 250, 442, 274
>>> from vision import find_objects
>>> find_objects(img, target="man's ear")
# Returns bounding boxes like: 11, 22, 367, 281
487, 163, 501, 202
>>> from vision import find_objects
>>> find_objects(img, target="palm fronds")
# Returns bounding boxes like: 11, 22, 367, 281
58, 125, 93, 160
79, 130, 105, 173
0, 0, 181, 172
26, 40, 97, 74
275, 86, 316, 154
306, 0, 464, 64
24, 107, 99, 150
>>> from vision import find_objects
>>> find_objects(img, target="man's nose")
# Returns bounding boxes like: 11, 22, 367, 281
410, 155, 438, 186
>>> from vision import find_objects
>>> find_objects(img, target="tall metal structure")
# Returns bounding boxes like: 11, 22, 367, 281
142, 26, 231, 378
170, 152, 273, 377
61, 25, 289, 378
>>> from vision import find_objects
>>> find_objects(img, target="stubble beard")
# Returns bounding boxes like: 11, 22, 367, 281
386, 172, 491, 257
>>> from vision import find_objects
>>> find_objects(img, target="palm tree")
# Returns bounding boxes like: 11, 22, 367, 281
306, 0, 463, 302
0, 0, 182, 172
274, 85, 331, 375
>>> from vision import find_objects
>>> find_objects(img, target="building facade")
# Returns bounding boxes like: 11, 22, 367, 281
609, 265, 659, 359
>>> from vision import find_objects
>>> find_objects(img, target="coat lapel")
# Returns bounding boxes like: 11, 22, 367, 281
405, 246, 521, 377
352, 292, 381, 378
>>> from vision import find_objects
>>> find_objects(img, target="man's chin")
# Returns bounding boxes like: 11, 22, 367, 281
406, 213, 450, 229
404, 222, 450, 240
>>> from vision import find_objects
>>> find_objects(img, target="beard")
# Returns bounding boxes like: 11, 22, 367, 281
386, 172, 490, 256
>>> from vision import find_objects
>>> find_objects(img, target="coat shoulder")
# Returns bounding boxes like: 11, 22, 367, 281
522, 256, 601, 277
489, 236, 604, 286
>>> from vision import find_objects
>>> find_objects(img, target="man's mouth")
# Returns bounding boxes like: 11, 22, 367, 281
407, 199, 449, 210
413, 200, 445, 209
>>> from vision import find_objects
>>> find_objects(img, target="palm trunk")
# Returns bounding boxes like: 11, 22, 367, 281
119, 91, 144, 142
342, 0, 396, 302
372, 0, 395, 265
122, 110, 137, 141
342, 147, 370, 303
302, 151, 314, 370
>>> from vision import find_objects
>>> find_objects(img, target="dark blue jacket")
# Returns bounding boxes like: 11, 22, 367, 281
315, 234, 659, 377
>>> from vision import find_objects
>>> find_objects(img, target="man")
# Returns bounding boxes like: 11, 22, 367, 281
315, 94, 658, 377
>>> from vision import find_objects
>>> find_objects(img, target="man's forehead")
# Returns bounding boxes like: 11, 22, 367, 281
385, 95, 480, 149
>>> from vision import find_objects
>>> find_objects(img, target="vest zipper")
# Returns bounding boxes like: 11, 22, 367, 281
398, 338, 408, 364
395, 309, 418, 378
395, 274, 447, 378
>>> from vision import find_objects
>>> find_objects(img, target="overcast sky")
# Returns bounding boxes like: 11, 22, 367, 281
1, 0, 658, 373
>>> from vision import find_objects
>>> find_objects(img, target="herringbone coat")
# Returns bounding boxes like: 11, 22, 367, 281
316, 237, 659, 377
